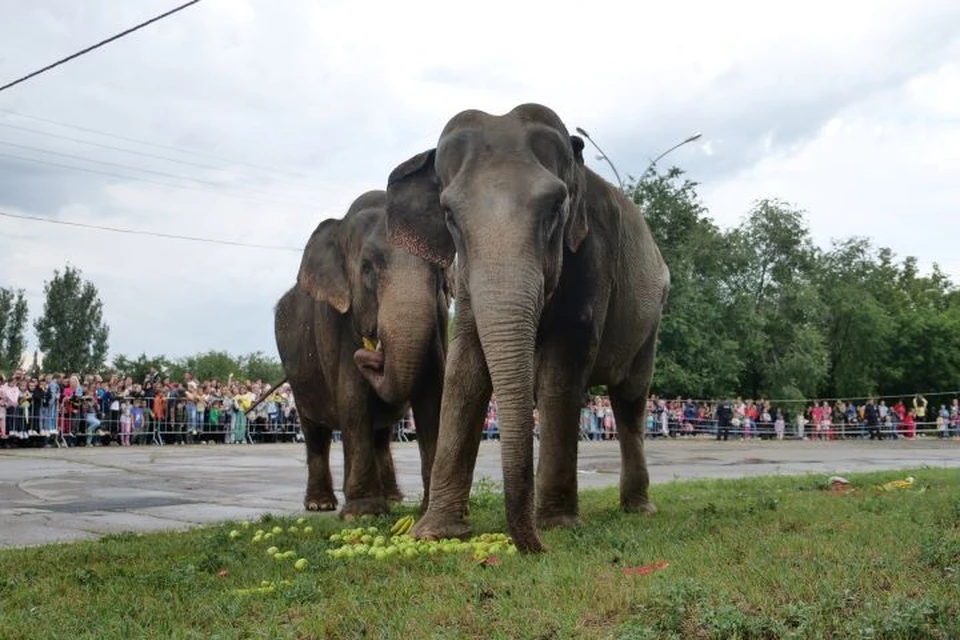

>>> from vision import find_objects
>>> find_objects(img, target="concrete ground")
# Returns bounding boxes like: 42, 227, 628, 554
1, 438, 957, 549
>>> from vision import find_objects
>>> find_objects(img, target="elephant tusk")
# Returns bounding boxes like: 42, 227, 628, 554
375, 339, 382, 352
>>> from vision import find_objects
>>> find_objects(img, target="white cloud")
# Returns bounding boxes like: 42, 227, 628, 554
701, 61, 960, 274
0, 0, 958, 362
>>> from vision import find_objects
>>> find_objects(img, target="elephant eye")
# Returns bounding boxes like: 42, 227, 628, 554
443, 208, 461, 237
361, 260, 377, 288
545, 197, 565, 236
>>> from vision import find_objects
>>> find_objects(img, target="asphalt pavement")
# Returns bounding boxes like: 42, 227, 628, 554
1, 438, 957, 549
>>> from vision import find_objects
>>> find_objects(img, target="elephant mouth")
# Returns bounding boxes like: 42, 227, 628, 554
354, 337, 384, 379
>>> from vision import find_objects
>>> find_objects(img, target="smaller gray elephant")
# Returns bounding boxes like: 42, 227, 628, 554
274, 190, 452, 517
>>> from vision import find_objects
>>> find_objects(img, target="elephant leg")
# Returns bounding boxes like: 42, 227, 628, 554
411, 306, 491, 541
609, 333, 658, 514
534, 391, 583, 529
411, 346, 443, 513
302, 416, 337, 512
374, 426, 403, 503
340, 414, 389, 518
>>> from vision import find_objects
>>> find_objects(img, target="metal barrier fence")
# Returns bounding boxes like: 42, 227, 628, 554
2, 395, 957, 448
597, 415, 960, 441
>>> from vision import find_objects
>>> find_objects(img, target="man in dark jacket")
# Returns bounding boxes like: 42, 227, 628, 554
716, 399, 733, 441
864, 397, 881, 440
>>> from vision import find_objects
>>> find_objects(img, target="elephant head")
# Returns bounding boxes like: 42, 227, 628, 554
385, 104, 590, 549
298, 190, 448, 405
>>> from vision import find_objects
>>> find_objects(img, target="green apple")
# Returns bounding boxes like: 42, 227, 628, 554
294, 558, 308, 571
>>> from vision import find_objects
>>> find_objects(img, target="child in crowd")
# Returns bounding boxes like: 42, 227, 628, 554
119, 399, 132, 446
131, 399, 145, 444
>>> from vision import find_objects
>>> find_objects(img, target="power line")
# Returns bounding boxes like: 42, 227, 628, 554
0, 210, 303, 252
0, 109, 317, 184
0, 0, 204, 93
0, 120, 227, 172
0, 152, 311, 209
0, 139, 316, 205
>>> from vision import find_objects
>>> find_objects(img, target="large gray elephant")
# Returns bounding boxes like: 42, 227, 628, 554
275, 190, 452, 517
385, 104, 670, 552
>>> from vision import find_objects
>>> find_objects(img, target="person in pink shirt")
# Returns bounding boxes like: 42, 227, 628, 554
902, 409, 917, 439
1, 375, 22, 441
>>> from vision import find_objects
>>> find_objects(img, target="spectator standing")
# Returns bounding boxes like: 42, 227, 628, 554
716, 399, 733, 441
864, 397, 881, 440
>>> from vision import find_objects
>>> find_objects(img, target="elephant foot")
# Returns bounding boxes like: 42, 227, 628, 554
536, 512, 582, 530
621, 498, 657, 515
385, 488, 405, 504
340, 497, 390, 519
410, 511, 471, 542
304, 494, 337, 512
509, 526, 547, 554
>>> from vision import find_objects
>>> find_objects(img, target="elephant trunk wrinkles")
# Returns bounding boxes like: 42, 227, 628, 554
372, 291, 436, 405
471, 270, 544, 552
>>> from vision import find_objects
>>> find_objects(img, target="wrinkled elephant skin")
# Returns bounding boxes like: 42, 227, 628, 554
385, 104, 670, 551
274, 190, 452, 518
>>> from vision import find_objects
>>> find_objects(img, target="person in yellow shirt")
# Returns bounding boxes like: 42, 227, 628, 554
913, 394, 928, 422
234, 386, 252, 443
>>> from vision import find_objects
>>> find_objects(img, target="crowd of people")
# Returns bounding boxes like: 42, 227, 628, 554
2, 367, 957, 448
640, 394, 960, 441
0, 369, 299, 448
482, 393, 959, 442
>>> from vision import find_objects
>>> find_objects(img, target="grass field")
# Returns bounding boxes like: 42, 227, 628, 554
0, 468, 957, 639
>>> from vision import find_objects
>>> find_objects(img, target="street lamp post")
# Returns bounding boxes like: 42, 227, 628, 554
575, 126, 623, 191
642, 133, 702, 179
574, 127, 703, 191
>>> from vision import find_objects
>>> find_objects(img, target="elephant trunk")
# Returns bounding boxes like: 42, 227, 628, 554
471, 267, 544, 552
356, 282, 436, 406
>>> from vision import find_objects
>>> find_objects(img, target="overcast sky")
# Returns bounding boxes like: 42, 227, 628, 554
1, 0, 958, 364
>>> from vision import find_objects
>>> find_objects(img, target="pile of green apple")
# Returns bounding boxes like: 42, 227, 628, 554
325, 527, 518, 562
227, 517, 314, 572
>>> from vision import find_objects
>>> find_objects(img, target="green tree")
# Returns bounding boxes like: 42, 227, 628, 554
28, 350, 41, 378
111, 353, 175, 382
814, 237, 895, 397
240, 351, 285, 383
629, 168, 744, 398
175, 350, 241, 382
0, 287, 29, 374
728, 199, 829, 399
34, 265, 109, 373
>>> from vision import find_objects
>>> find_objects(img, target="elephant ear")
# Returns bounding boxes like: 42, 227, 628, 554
297, 218, 350, 314
565, 135, 589, 253
385, 149, 455, 268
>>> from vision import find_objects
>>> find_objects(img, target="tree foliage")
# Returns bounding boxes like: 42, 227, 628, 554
34, 265, 110, 374
629, 168, 960, 401
111, 350, 284, 384
0, 287, 29, 375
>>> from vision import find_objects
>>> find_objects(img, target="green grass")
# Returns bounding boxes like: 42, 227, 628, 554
1, 469, 958, 639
